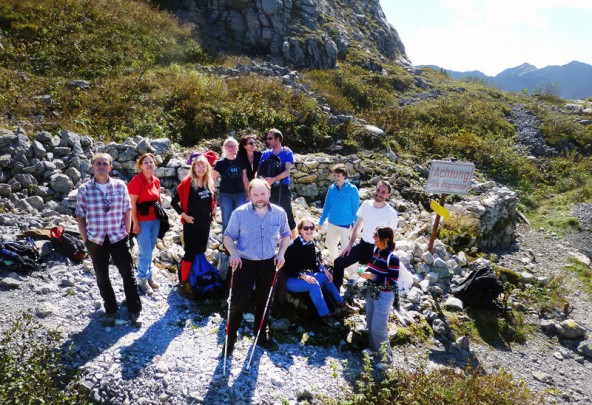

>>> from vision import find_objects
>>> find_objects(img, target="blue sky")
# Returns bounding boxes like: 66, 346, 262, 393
380, 0, 592, 76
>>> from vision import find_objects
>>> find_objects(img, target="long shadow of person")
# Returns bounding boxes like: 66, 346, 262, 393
203, 311, 297, 404
60, 311, 135, 378
119, 289, 208, 380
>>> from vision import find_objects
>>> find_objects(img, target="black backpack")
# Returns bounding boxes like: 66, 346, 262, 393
257, 154, 283, 182
50, 226, 85, 263
452, 266, 503, 309
0, 239, 41, 275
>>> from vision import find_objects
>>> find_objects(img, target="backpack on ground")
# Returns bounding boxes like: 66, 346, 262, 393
50, 226, 85, 263
181, 253, 223, 299
451, 265, 504, 309
0, 238, 41, 275
257, 154, 283, 182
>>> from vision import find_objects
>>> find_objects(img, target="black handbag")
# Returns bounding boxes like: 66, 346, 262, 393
153, 202, 170, 239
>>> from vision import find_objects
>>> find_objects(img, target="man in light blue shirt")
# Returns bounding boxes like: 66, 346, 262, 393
223, 178, 291, 355
318, 163, 360, 266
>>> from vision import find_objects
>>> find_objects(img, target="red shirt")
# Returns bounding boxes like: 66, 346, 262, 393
127, 173, 161, 221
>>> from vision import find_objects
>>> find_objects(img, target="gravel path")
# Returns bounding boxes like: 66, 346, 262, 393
1, 216, 591, 403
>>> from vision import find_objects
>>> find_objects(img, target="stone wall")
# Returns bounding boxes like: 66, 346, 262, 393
0, 129, 518, 254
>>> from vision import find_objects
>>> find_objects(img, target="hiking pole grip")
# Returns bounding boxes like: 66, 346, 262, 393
246, 266, 280, 371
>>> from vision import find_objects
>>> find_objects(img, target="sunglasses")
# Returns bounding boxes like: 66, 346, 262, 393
94, 161, 109, 167
302, 226, 315, 231
373, 232, 378, 238
266, 137, 274, 141
103, 197, 111, 213
246, 141, 256, 145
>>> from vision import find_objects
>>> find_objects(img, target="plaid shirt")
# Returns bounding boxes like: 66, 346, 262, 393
76, 177, 132, 245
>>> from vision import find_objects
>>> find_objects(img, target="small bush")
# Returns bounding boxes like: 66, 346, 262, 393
0, 313, 88, 404
346, 356, 541, 404
438, 213, 480, 252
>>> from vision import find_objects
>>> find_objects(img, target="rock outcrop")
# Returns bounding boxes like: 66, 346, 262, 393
161, 0, 410, 69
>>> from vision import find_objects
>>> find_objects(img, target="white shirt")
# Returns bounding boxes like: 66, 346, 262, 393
357, 200, 398, 243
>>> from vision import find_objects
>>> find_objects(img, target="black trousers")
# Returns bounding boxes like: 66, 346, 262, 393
182, 221, 210, 261
86, 236, 142, 315
271, 184, 295, 230
227, 258, 276, 342
332, 240, 375, 290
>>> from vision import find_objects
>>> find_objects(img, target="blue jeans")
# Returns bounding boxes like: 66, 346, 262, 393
286, 272, 343, 317
136, 219, 160, 280
219, 192, 246, 233
366, 290, 395, 360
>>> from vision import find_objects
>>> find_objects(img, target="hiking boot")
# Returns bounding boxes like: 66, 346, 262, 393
337, 301, 356, 314
137, 278, 153, 295
129, 312, 142, 328
101, 313, 116, 327
320, 315, 340, 328
148, 278, 159, 290
256, 334, 278, 351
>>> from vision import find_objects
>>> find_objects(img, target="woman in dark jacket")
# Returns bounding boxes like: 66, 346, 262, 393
359, 226, 399, 363
238, 134, 261, 182
282, 217, 348, 325
171, 155, 216, 282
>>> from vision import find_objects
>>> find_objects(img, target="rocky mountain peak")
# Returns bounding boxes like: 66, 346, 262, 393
158, 0, 410, 69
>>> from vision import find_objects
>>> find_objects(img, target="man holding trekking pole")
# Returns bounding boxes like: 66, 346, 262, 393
222, 178, 291, 356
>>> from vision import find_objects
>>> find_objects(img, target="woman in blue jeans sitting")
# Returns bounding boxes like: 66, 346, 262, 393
359, 226, 399, 363
213, 137, 249, 233
283, 217, 348, 326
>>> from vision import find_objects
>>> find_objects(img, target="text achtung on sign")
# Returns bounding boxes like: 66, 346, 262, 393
426, 160, 475, 195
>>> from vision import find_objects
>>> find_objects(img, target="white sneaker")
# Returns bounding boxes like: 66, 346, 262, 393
138, 278, 153, 295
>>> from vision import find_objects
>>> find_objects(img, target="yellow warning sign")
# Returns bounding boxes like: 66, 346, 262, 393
430, 199, 450, 220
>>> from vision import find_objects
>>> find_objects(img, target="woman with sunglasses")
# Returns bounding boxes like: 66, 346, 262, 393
213, 137, 249, 233
238, 134, 261, 182
171, 155, 216, 283
281, 217, 349, 326
128, 153, 161, 295
359, 226, 399, 363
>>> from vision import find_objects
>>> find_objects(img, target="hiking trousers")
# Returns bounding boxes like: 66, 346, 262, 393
366, 289, 394, 361
86, 235, 142, 315
227, 258, 275, 341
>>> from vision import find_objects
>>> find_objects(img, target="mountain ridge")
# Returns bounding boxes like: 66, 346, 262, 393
420, 61, 592, 99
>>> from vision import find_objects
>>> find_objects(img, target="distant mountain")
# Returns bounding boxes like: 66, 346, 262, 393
419, 61, 592, 100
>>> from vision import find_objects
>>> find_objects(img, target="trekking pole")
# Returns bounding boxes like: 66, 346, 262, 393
223, 267, 235, 377
246, 266, 280, 371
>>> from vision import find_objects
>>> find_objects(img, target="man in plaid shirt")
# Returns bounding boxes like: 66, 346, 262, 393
76, 153, 142, 327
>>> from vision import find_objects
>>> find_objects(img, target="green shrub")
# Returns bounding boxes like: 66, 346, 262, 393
0, 0, 206, 79
345, 356, 541, 404
0, 313, 88, 404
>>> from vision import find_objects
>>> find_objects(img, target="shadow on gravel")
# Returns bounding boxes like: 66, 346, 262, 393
428, 346, 481, 371
119, 290, 208, 380
61, 312, 135, 375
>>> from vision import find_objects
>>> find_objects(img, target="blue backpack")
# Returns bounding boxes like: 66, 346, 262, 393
188, 254, 223, 298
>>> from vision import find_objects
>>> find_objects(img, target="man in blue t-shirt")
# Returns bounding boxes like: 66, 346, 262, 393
258, 128, 296, 238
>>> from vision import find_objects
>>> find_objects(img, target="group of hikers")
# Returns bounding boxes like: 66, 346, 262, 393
75, 128, 401, 365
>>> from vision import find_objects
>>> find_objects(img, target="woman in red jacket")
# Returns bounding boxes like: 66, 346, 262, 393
128, 153, 161, 295
171, 155, 216, 282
